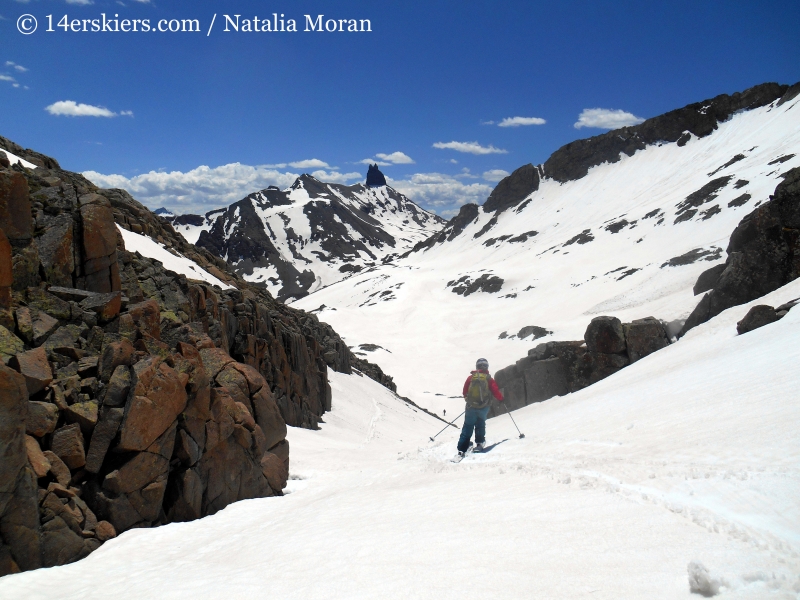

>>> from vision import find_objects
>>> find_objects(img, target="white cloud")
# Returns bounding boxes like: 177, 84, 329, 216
358, 159, 392, 166
375, 151, 414, 164
388, 172, 493, 212
498, 116, 546, 127
45, 100, 122, 117
432, 141, 507, 155
83, 163, 362, 214
133, 0, 151, 3
482, 169, 510, 182
0, 75, 15, 82
288, 158, 329, 169
119, 110, 134, 117
5, 61, 28, 73
448, 158, 458, 164
66, 0, 93, 5
574, 108, 645, 129
480, 120, 495, 126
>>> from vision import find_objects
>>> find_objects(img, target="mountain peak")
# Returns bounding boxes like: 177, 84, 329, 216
366, 164, 387, 187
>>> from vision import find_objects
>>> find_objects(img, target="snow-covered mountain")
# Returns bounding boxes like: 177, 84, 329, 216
292, 82, 800, 414
165, 167, 444, 301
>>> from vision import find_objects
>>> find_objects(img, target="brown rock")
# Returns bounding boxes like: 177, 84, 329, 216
127, 299, 160, 340
0, 324, 25, 364
0, 228, 11, 310
36, 214, 74, 287
232, 401, 256, 431
624, 317, 670, 363
26, 401, 59, 437
104, 364, 132, 407
77, 356, 99, 378
128, 476, 167, 522
146, 421, 178, 459
16, 307, 60, 347
103, 452, 169, 496
175, 429, 201, 466
0, 170, 31, 244
251, 386, 287, 450
25, 287, 72, 320
98, 338, 134, 383
199, 347, 234, 379
80, 291, 122, 322
11, 244, 40, 291
65, 401, 99, 435
230, 362, 266, 395
117, 357, 187, 452
9, 346, 53, 396
95, 520, 116, 542
84, 407, 124, 473
51, 423, 85, 470
233, 424, 253, 449
166, 468, 202, 522
43, 451, 71, 486
260, 452, 288, 492
80, 197, 119, 293
24, 435, 50, 478
216, 366, 251, 407
40, 515, 88, 568
14, 306, 33, 344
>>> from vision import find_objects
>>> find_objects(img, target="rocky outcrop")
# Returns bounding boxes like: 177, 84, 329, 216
490, 315, 669, 417
366, 164, 387, 187
736, 300, 797, 335
680, 167, 800, 336
0, 136, 399, 576
542, 83, 792, 183
407, 203, 480, 254
482, 164, 540, 213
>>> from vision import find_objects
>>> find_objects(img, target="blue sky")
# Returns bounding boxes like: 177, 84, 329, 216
2, 0, 798, 216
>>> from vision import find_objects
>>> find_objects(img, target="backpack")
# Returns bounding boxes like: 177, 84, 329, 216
466, 372, 491, 409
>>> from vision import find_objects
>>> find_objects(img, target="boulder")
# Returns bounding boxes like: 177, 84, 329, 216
11, 245, 40, 292
40, 515, 88, 568
10, 346, 53, 396
64, 401, 99, 436
35, 214, 74, 287
584, 316, 626, 354
79, 194, 120, 293
26, 401, 59, 437
84, 408, 124, 473
0, 324, 25, 364
117, 357, 187, 452
260, 452, 288, 492
80, 291, 122, 322
127, 299, 160, 340
24, 435, 51, 478
97, 338, 134, 383
43, 451, 71, 486
736, 305, 781, 335
693, 263, 726, 295
50, 423, 85, 470
94, 520, 116, 542
0, 228, 11, 310
25, 287, 72, 321
624, 317, 670, 363
104, 365, 132, 407
250, 386, 287, 450
0, 170, 31, 244
199, 347, 235, 379
166, 468, 203, 522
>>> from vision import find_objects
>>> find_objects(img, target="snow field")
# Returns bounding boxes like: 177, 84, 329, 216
3, 279, 799, 598
0, 147, 38, 170
117, 225, 233, 290
293, 96, 800, 416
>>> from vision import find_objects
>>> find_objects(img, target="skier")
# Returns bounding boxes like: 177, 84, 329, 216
457, 358, 503, 458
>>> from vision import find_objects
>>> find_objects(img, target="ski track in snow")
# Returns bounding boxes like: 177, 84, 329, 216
3, 281, 800, 599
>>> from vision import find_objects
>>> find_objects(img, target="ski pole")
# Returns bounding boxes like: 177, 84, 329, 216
429, 410, 465, 442
503, 403, 525, 438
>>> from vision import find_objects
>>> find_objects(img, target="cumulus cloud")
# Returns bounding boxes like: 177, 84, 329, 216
432, 141, 507, 155
5, 61, 28, 73
359, 151, 415, 165
45, 100, 129, 117
288, 158, 330, 169
83, 163, 361, 214
498, 116, 546, 127
574, 108, 645, 129
387, 172, 493, 213
482, 169, 510, 182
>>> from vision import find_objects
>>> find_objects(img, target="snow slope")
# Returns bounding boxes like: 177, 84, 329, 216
0, 147, 38, 169
2, 280, 798, 599
181, 175, 444, 301
293, 94, 800, 415
117, 225, 233, 290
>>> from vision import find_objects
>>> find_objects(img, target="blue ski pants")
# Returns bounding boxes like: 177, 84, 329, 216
458, 405, 490, 452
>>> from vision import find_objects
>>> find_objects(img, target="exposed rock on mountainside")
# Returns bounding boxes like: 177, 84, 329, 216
542, 83, 792, 184
366, 163, 387, 187
489, 315, 670, 417
680, 167, 800, 336
0, 137, 397, 575
482, 164, 540, 213
164, 166, 443, 302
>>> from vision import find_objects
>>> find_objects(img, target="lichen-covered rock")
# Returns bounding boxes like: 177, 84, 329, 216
26, 401, 59, 437
624, 317, 670, 363
51, 423, 86, 470
0, 324, 24, 364
9, 346, 53, 396
117, 357, 187, 452
84, 408, 124, 474
584, 316, 626, 354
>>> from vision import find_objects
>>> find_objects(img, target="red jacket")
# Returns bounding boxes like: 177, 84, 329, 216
463, 370, 504, 401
